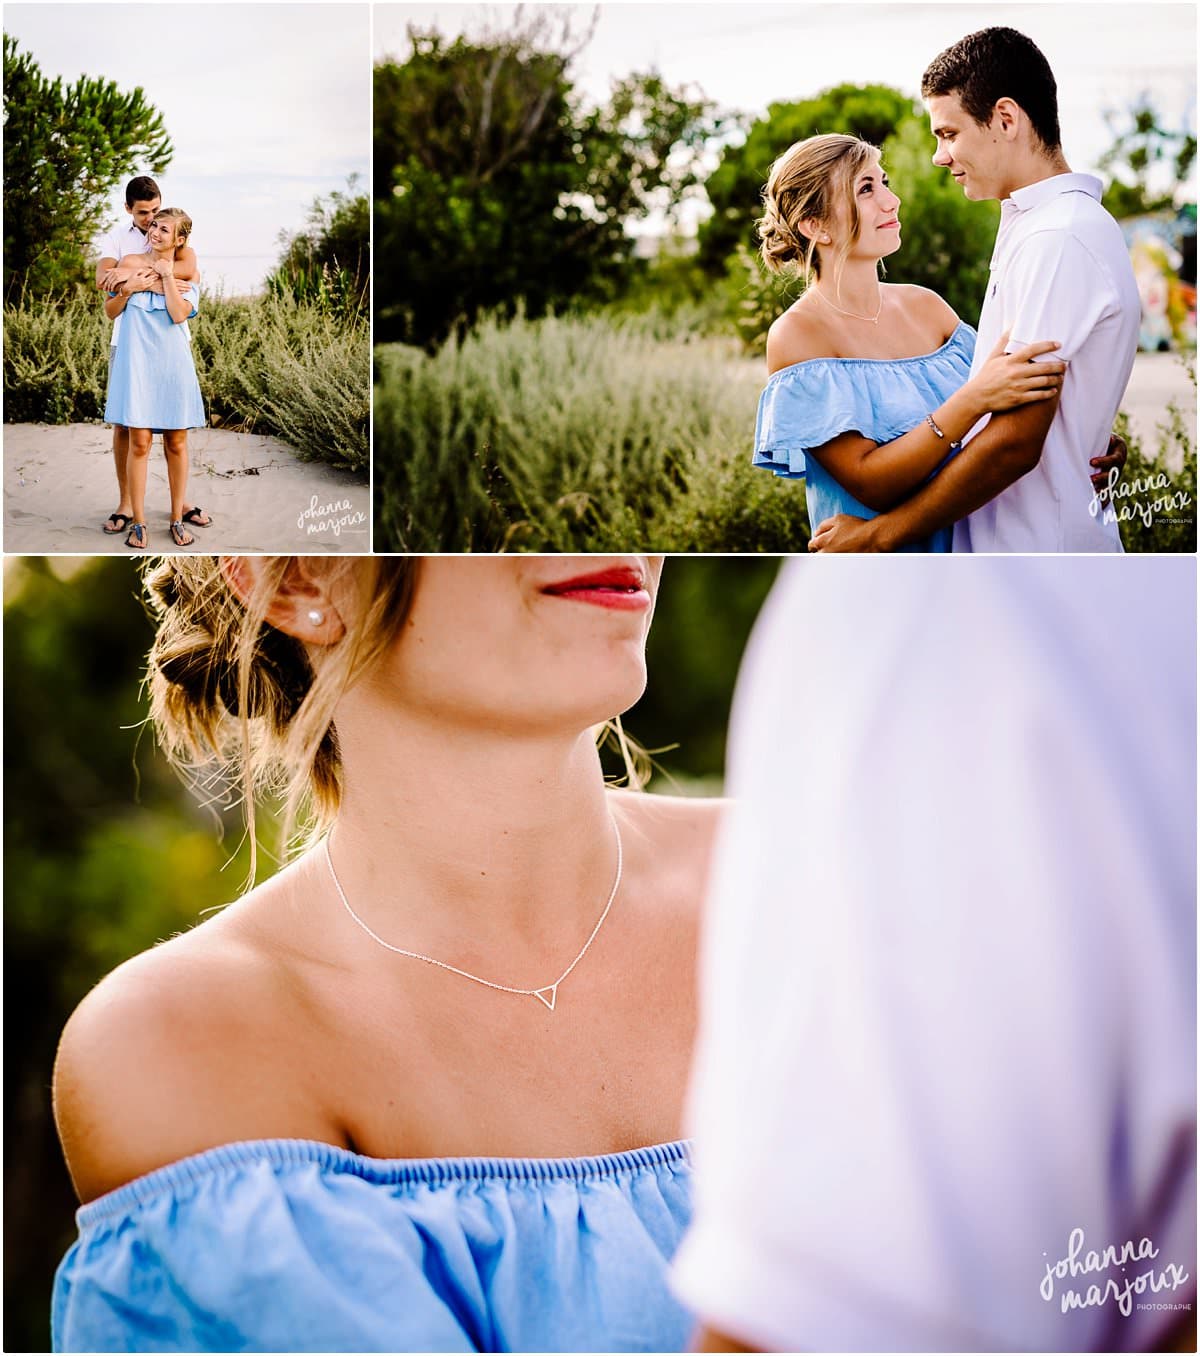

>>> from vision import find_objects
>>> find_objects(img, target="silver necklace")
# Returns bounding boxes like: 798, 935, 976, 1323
813, 285, 883, 324
323, 817, 622, 1012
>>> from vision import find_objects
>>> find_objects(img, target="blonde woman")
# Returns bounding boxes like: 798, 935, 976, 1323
753, 134, 1122, 551
104, 208, 207, 551
51, 556, 718, 1353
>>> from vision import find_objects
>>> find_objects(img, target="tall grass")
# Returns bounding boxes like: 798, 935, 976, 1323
3, 292, 369, 473
373, 308, 811, 551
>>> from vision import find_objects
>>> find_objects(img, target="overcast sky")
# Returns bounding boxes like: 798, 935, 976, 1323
6, 4, 370, 294
377, 1, 1197, 210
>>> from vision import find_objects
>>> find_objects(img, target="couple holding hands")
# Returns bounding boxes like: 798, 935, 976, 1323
96, 175, 210, 550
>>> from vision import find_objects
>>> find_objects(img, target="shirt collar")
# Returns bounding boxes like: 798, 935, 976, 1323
1006, 172, 1103, 215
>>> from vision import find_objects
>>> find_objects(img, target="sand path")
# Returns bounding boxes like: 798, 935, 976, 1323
3, 424, 370, 553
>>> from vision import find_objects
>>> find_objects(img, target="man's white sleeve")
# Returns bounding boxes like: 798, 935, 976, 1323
1001, 229, 1119, 362
672, 556, 1196, 1352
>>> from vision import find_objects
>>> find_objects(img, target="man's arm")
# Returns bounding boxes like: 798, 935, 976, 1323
95, 255, 119, 290
810, 393, 1059, 552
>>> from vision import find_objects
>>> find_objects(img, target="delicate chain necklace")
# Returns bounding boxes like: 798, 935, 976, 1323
812, 285, 884, 324
323, 817, 622, 1012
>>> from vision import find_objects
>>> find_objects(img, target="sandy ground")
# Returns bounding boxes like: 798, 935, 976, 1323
3, 425, 370, 554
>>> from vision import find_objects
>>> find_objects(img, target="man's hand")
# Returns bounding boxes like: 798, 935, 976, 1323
808, 514, 882, 552
1090, 434, 1127, 503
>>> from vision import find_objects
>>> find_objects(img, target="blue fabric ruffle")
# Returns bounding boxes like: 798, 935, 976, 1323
753, 322, 976, 480
753, 322, 976, 553
52, 1137, 695, 1353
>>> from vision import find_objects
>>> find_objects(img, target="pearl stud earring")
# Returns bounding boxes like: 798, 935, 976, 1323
307, 609, 325, 627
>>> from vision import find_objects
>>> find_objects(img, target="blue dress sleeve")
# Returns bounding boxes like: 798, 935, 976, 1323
52, 1150, 477, 1353
754, 364, 881, 479
753, 324, 978, 481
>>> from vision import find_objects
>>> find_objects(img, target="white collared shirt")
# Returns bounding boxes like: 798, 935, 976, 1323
672, 555, 1196, 1351
95, 220, 194, 345
954, 173, 1139, 553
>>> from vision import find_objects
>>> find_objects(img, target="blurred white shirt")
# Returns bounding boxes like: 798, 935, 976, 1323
673, 555, 1196, 1352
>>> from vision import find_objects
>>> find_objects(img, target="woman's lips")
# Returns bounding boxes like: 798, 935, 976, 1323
541, 568, 651, 611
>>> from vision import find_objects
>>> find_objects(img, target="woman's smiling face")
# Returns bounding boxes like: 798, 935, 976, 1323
823, 159, 903, 264
147, 216, 179, 251
352, 556, 666, 739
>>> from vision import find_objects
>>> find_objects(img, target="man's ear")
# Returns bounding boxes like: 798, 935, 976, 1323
990, 98, 1023, 142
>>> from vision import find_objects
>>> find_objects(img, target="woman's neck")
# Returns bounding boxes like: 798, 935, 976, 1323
811, 257, 883, 317
325, 716, 620, 958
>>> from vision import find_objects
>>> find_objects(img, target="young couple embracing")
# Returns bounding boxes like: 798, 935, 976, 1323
97, 175, 211, 551
755, 26, 1139, 553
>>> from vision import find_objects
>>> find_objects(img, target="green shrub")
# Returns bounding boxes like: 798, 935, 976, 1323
3, 292, 369, 473
1113, 358, 1197, 552
373, 307, 810, 551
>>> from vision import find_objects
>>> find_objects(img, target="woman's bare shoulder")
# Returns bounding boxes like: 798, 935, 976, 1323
610, 789, 727, 910
889, 283, 961, 335
52, 873, 336, 1204
765, 299, 833, 373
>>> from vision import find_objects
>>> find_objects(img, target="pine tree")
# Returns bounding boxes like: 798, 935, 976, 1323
3, 34, 174, 297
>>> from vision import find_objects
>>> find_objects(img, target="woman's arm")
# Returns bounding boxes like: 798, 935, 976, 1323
104, 287, 130, 320
153, 257, 195, 324
808, 334, 1065, 513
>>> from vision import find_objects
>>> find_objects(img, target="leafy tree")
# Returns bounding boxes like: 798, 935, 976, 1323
1099, 96, 1197, 219
3, 34, 173, 298
266, 178, 369, 319
373, 16, 723, 347
697, 84, 913, 272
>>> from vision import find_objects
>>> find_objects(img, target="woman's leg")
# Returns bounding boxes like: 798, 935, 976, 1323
163, 430, 194, 546
126, 428, 152, 547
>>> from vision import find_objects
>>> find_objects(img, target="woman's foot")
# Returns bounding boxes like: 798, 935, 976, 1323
181, 506, 212, 528
124, 523, 148, 550
169, 520, 195, 548
103, 510, 134, 534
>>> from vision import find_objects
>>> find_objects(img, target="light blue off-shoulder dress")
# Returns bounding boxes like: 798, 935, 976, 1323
754, 321, 977, 553
52, 1138, 694, 1353
104, 286, 206, 432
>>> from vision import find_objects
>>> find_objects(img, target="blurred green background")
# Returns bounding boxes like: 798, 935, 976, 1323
2, 553, 780, 1353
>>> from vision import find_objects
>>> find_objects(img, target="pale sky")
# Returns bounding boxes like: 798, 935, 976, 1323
376, 1, 1197, 215
6, 4, 371, 294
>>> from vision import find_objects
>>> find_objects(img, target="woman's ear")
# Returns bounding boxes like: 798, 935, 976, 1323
797, 217, 831, 246
219, 557, 345, 645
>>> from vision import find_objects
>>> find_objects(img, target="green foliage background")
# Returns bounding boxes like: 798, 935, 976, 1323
2, 554, 780, 1354
3, 34, 173, 299
4, 292, 370, 473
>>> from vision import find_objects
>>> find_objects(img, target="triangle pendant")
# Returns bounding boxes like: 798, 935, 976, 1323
532, 984, 558, 1011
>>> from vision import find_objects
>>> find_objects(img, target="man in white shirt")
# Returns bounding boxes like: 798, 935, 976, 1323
95, 175, 207, 535
809, 28, 1140, 553
672, 556, 1196, 1351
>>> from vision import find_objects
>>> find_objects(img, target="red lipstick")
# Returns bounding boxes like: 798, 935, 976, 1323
541, 566, 651, 611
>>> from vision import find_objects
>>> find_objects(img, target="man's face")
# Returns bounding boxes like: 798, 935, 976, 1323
125, 197, 161, 233
925, 93, 1010, 201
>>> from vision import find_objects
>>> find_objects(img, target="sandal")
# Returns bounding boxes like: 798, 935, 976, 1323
169, 520, 195, 548
103, 511, 133, 534
124, 522, 147, 550
182, 506, 212, 528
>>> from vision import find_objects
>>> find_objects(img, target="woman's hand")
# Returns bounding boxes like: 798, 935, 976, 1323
967, 331, 1065, 416
152, 257, 175, 280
